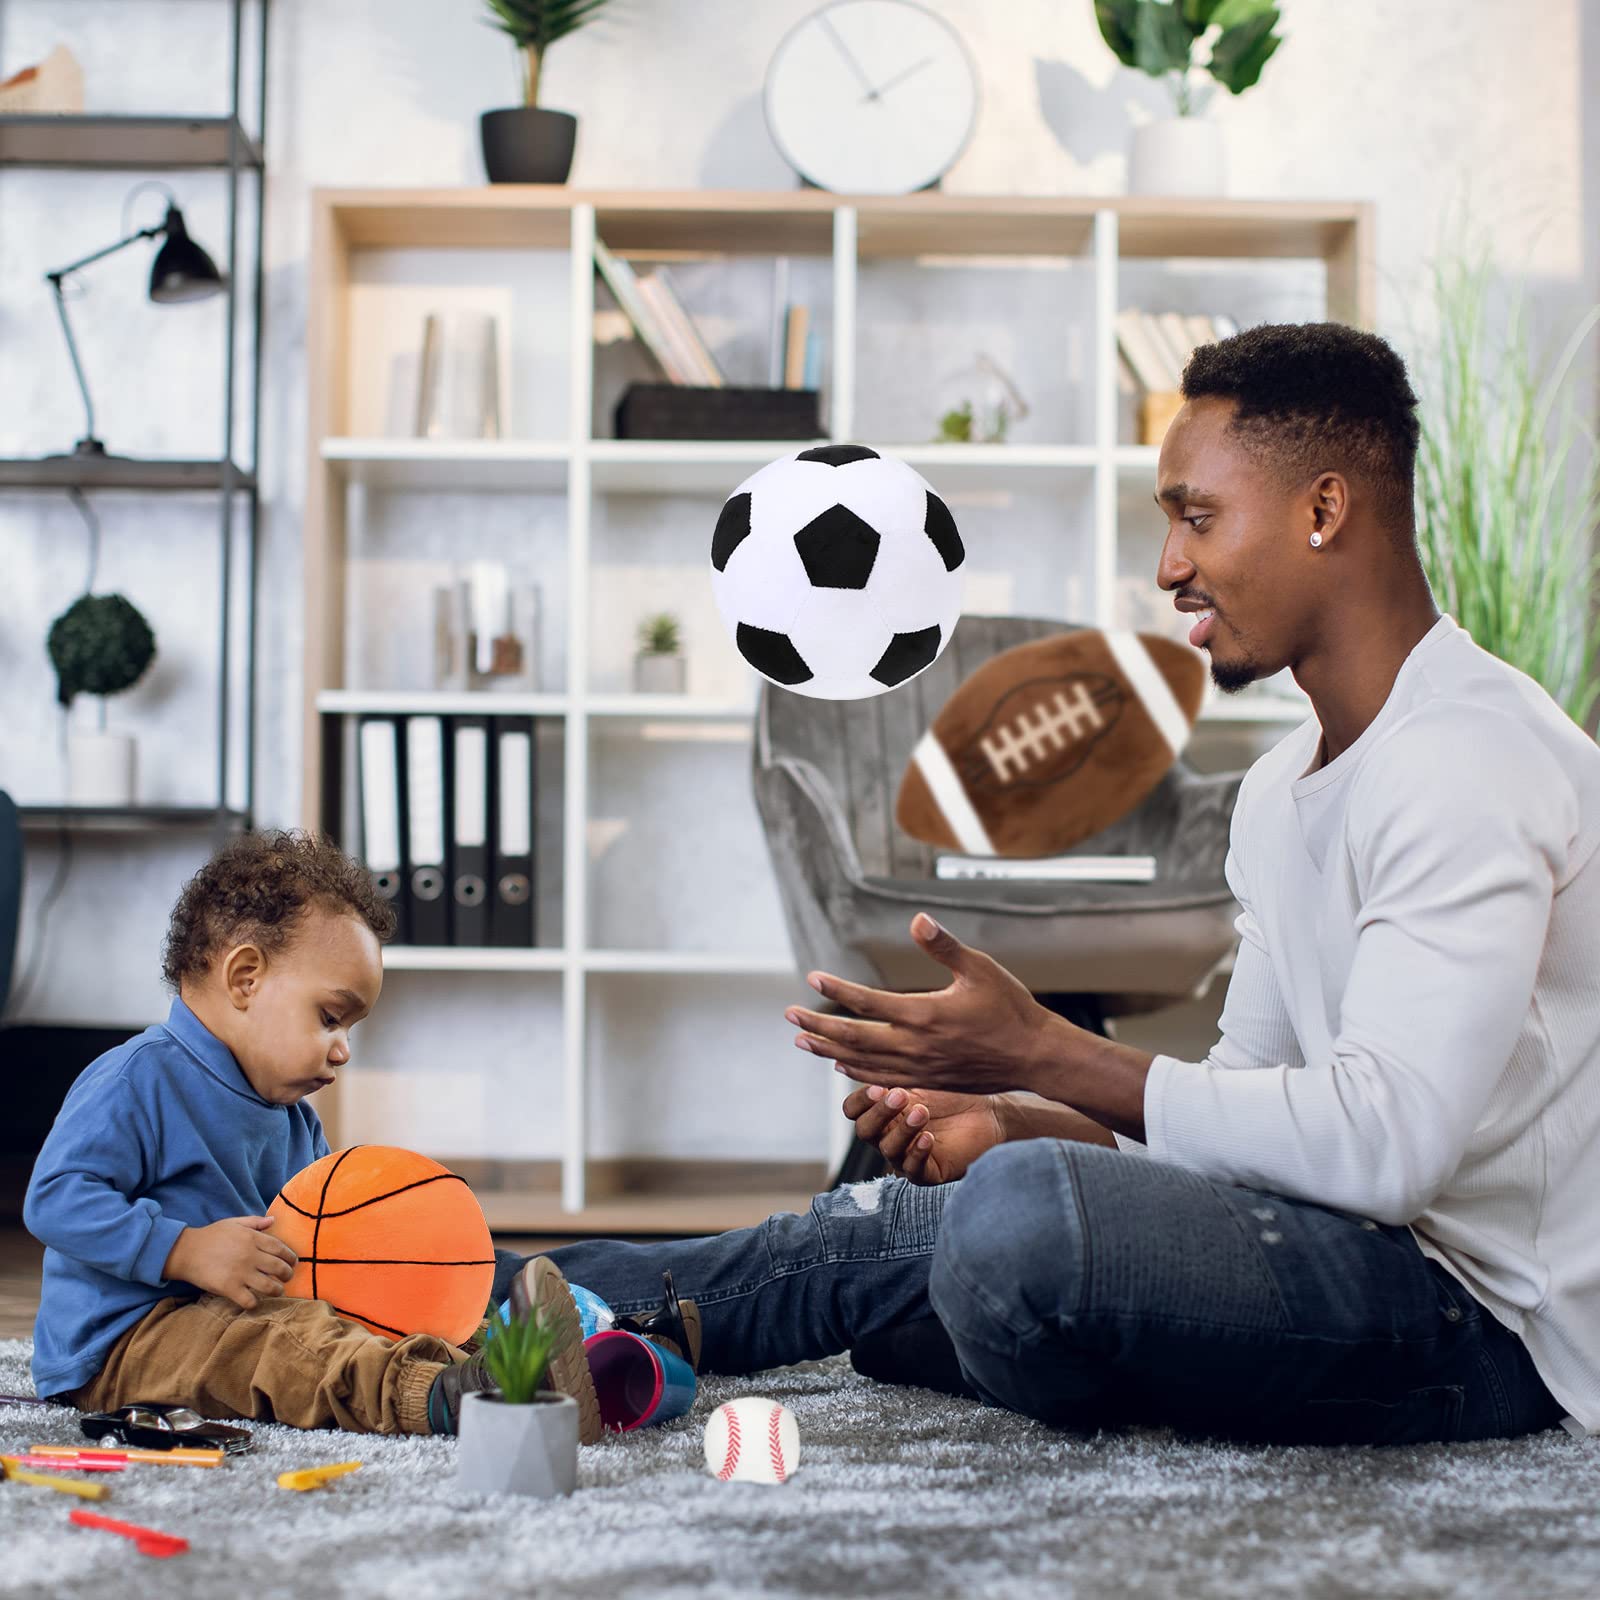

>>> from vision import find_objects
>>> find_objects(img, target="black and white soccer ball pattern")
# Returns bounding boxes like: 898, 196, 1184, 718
710, 444, 966, 701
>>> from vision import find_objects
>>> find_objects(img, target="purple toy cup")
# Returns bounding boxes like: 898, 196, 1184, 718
585, 1329, 696, 1432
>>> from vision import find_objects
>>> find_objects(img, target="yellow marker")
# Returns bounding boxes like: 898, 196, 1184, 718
277, 1459, 363, 1492
1, 1457, 109, 1500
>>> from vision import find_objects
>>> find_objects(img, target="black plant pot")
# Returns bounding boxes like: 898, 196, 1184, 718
480, 107, 578, 184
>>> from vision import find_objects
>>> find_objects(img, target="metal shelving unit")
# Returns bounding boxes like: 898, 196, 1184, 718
0, 1, 268, 837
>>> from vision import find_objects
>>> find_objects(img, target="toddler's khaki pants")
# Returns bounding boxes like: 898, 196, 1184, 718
66, 1292, 469, 1434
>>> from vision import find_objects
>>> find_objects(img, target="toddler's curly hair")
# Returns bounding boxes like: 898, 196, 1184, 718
162, 829, 396, 989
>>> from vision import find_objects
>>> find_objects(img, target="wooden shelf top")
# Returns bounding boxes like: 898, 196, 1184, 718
18, 805, 250, 836
317, 187, 1370, 261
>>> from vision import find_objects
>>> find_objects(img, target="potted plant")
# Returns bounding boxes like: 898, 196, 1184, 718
1094, 0, 1284, 196
634, 611, 687, 694
1407, 199, 1600, 735
46, 593, 157, 806
456, 1303, 580, 1498
479, 0, 619, 184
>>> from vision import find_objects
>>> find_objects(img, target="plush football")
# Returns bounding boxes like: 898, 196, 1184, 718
895, 629, 1206, 858
709, 443, 966, 701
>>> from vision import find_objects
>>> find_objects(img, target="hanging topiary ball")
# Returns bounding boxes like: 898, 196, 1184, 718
46, 593, 157, 708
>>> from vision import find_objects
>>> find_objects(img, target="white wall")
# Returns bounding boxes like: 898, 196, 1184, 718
2, 3, 1595, 1124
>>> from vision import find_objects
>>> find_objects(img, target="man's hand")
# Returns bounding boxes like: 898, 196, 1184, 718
843, 1084, 1009, 1185
784, 912, 1062, 1095
164, 1216, 298, 1311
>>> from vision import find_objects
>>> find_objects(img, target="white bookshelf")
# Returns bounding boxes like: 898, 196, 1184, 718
303, 189, 1372, 1230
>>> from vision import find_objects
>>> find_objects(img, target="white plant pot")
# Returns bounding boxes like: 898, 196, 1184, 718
67, 730, 137, 806
456, 1389, 577, 1498
634, 652, 686, 694
1128, 115, 1226, 197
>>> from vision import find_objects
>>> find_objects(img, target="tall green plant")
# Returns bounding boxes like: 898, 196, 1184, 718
1409, 205, 1600, 732
484, 0, 616, 107
1094, 0, 1283, 116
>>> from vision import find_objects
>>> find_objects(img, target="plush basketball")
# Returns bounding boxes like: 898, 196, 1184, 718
895, 629, 1206, 858
268, 1146, 495, 1345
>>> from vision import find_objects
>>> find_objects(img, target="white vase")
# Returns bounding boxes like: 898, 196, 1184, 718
456, 1389, 577, 1498
634, 653, 686, 694
67, 730, 137, 806
1128, 115, 1226, 197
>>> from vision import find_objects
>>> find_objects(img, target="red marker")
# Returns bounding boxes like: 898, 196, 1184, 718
69, 1509, 189, 1558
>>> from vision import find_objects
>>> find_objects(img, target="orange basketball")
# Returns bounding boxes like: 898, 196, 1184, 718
269, 1145, 495, 1346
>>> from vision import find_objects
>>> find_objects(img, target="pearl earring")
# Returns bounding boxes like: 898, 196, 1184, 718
1310, 533, 1323, 547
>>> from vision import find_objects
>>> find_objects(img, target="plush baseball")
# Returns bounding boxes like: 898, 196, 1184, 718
703, 1396, 801, 1484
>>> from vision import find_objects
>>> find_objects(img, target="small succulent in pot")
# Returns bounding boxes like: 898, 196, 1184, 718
46, 593, 157, 720
636, 611, 682, 657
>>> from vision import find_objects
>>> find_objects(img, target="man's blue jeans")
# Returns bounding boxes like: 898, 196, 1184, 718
491, 1140, 1568, 1447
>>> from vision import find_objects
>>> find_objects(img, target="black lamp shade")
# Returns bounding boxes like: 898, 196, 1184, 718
149, 205, 225, 303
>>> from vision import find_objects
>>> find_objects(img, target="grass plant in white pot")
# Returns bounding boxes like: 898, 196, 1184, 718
457, 1301, 580, 1498
634, 611, 687, 694
1094, 0, 1284, 196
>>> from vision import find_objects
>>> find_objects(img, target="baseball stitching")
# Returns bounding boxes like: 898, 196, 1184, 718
767, 1404, 787, 1483
717, 1405, 741, 1481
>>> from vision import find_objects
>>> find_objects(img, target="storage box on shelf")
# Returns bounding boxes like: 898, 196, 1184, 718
303, 190, 1373, 1231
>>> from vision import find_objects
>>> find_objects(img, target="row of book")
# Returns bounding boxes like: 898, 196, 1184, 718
593, 239, 821, 391
356, 715, 538, 948
1117, 309, 1240, 395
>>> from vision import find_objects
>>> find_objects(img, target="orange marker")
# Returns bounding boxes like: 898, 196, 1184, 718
70, 1508, 187, 1558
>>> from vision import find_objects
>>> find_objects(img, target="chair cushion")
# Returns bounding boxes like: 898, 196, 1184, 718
894, 628, 1206, 858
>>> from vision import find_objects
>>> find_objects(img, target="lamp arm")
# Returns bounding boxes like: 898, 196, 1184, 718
44, 224, 164, 455
44, 223, 164, 286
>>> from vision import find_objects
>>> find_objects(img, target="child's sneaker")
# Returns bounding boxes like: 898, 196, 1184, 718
611, 1269, 703, 1373
427, 1258, 603, 1443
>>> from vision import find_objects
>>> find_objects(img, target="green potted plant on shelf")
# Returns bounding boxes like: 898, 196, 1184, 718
46, 593, 157, 806
479, 0, 620, 184
1093, 0, 1284, 196
1408, 202, 1600, 735
457, 1303, 580, 1498
634, 610, 687, 694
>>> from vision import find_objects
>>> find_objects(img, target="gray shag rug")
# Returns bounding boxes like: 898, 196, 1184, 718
3, 1338, 1599, 1598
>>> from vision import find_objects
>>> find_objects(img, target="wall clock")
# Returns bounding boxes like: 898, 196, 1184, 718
764, 1, 980, 195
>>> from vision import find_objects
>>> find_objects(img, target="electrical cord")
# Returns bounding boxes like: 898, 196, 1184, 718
7, 491, 103, 1020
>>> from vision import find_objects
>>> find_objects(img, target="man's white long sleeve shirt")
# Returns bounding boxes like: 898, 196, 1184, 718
1118, 613, 1600, 1432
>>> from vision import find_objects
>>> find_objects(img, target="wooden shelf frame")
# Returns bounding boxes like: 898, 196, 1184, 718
302, 188, 1374, 1229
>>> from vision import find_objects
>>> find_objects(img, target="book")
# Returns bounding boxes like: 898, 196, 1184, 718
1155, 310, 1201, 384
593, 236, 684, 383
1115, 308, 1179, 392
934, 854, 1157, 883
652, 266, 726, 387
769, 257, 791, 386
802, 329, 822, 391
783, 304, 810, 389
635, 274, 702, 385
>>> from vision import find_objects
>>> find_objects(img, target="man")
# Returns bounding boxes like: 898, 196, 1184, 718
443, 321, 1600, 1447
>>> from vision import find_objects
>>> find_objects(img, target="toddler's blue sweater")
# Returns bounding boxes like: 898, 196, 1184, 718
23, 996, 329, 1398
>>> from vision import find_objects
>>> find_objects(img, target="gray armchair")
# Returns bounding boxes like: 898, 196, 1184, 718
751, 614, 1247, 1023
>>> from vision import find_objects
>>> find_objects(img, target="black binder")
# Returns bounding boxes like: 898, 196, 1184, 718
450, 716, 492, 946
357, 716, 408, 944
404, 714, 450, 947
490, 715, 536, 947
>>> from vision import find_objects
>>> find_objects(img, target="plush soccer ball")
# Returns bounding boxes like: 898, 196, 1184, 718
710, 443, 966, 700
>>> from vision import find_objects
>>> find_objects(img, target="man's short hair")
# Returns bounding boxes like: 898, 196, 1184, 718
1180, 321, 1421, 545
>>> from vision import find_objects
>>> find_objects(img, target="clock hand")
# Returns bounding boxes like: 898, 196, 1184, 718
861, 54, 936, 104
818, 10, 881, 101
